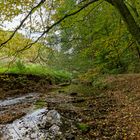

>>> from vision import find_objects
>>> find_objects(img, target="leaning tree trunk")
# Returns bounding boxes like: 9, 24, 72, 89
106, 0, 140, 46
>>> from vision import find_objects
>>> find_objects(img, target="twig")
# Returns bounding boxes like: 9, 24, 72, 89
0, 0, 46, 48
0, 0, 98, 51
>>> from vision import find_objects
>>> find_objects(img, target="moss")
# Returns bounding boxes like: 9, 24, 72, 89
76, 123, 90, 132
35, 100, 46, 109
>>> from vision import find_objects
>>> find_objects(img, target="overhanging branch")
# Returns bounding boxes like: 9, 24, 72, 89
0, 0, 46, 48
0, 0, 99, 50
16, 0, 99, 52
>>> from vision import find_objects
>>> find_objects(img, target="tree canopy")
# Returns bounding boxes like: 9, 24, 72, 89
0, 0, 140, 74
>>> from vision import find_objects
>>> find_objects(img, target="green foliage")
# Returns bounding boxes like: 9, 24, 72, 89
35, 100, 46, 109
0, 29, 38, 62
77, 69, 109, 90
0, 63, 72, 83
16, 60, 26, 71
76, 123, 90, 132
51, 0, 140, 75
0, 0, 140, 79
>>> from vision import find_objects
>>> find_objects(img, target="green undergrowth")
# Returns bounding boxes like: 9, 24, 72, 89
35, 100, 46, 109
0, 63, 72, 83
76, 123, 90, 133
62, 84, 103, 97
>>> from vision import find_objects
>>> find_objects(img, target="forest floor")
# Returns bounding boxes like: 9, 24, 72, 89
0, 74, 140, 139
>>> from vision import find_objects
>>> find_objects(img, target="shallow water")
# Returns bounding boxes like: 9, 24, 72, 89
1, 108, 62, 140
2, 108, 48, 140
0, 93, 38, 107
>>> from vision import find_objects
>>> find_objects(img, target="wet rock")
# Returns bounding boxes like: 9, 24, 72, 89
49, 124, 60, 135
65, 133, 75, 140
47, 124, 62, 139
1, 108, 62, 140
46, 110, 62, 126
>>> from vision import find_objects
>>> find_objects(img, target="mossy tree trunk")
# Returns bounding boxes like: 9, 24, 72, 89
105, 0, 140, 59
106, 0, 140, 45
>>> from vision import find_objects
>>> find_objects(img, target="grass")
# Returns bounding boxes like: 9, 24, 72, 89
0, 63, 72, 83
35, 100, 46, 109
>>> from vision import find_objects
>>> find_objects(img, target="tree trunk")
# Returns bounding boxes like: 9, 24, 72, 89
106, 0, 140, 45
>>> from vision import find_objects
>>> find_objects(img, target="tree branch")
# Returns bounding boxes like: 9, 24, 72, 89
0, 0, 46, 48
15, 0, 99, 52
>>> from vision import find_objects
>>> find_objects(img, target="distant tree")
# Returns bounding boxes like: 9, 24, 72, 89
0, 0, 140, 73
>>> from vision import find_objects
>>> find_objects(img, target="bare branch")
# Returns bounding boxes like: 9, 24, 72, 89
0, 0, 46, 48
15, 0, 99, 53
0, 0, 99, 58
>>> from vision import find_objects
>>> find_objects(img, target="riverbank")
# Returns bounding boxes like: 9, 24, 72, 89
0, 74, 140, 139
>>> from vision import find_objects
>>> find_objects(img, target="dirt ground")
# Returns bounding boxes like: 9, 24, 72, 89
0, 73, 52, 100
0, 74, 140, 139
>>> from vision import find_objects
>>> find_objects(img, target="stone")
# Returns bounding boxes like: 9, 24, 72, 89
46, 110, 62, 126
49, 124, 60, 135
65, 133, 75, 140
1, 108, 62, 140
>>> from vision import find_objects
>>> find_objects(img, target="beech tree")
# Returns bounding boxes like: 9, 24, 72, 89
106, 0, 140, 45
0, 0, 139, 47
0, 0, 140, 73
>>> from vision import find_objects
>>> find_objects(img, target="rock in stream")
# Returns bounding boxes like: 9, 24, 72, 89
1, 108, 62, 140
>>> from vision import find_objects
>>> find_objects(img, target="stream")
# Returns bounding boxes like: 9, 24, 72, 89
0, 87, 81, 140
0, 92, 63, 140
0, 93, 38, 107
0, 76, 139, 139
